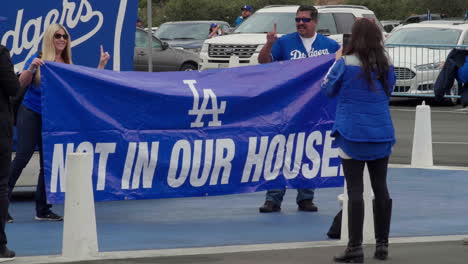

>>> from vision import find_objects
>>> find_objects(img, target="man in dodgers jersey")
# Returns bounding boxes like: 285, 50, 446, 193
258, 5, 340, 213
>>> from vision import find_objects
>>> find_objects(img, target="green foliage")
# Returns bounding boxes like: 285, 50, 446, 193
139, 0, 314, 27
345, 0, 467, 20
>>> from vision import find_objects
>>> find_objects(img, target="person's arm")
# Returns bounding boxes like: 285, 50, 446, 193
0, 47, 20, 97
321, 54, 345, 97
18, 57, 44, 88
258, 24, 278, 64
98, 45, 111, 69
458, 56, 468, 83
208, 25, 220, 39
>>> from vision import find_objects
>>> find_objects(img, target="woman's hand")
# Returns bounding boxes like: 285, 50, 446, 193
98, 45, 111, 69
335, 47, 343, 61
28, 58, 44, 73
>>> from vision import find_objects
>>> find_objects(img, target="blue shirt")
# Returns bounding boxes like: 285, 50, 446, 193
271, 32, 340, 62
22, 54, 42, 114
322, 56, 396, 161
234, 16, 244, 27
458, 56, 468, 83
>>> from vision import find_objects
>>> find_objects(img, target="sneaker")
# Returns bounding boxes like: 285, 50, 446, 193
0, 247, 15, 261
35, 212, 63, 221
259, 201, 281, 213
6, 214, 13, 224
297, 199, 318, 212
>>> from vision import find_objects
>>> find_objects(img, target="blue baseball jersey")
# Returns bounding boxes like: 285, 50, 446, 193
271, 32, 340, 62
234, 16, 244, 27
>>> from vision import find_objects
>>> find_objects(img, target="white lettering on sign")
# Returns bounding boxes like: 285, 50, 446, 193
1, 0, 104, 70
184, 80, 227, 128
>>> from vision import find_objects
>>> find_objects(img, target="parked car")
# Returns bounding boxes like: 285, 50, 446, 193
385, 21, 468, 104
134, 28, 199, 72
199, 5, 384, 70
401, 14, 441, 24
381, 20, 400, 33
144, 26, 159, 35
155, 21, 231, 54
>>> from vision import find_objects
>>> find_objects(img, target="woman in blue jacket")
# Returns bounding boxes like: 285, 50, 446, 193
322, 18, 396, 263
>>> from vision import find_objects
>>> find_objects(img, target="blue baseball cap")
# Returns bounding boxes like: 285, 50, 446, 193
241, 5, 253, 12
210, 23, 218, 28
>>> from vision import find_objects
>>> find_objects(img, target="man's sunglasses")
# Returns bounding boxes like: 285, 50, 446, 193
295, 17, 313, 23
54, 33, 69, 40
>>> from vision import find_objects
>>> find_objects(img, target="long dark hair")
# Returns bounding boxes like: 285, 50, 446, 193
345, 18, 391, 96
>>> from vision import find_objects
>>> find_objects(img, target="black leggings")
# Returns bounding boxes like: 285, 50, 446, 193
341, 157, 390, 202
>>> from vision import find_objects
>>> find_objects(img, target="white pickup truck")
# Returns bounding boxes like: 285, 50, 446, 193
200, 5, 383, 70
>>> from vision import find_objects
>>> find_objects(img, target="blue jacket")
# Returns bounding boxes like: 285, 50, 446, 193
322, 55, 396, 143
458, 56, 468, 83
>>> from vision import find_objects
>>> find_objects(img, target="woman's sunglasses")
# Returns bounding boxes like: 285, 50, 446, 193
295, 17, 313, 23
54, 33, 69, 40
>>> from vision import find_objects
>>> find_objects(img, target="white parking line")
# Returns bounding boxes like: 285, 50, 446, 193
433, 142, 468, 145
390, 108, 467, 114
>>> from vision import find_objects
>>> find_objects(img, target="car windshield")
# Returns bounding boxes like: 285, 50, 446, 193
155, 23, 212, 40
385, 27, 461, 45
234, 13, 296, 34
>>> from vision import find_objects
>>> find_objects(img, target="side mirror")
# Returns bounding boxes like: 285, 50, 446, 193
317, 28, 331, 36
162, 41, 169, 50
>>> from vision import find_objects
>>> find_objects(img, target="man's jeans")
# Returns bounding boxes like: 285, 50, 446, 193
9, 105, 51, 216
265, 188, 315, 205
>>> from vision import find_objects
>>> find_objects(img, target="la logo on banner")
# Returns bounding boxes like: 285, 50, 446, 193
184, 80, 226, 128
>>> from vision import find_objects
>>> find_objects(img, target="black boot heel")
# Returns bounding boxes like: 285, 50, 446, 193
334, 245, 364, 263
374, 242, 388, 260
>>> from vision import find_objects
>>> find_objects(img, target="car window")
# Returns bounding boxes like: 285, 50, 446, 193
135, 30, 162, 48
234, 12, 296, 34
317, 13, 337, 35
333, 13, 356, 34
362, 14, 385, 31
156, 23, 218, 40
385, 27, 461, 45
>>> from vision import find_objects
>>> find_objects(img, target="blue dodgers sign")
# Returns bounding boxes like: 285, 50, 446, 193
0, 0, 138, 71
41, 55, 344, 203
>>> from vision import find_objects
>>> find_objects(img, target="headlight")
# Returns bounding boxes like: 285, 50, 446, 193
415, 61, 444, 71
255, 45, 264, 53
201, 43, 209, 53
185, 48, 202, 54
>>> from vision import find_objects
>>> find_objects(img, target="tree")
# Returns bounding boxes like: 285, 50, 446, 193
345, 0, 466, 20
139, 0, 315, 27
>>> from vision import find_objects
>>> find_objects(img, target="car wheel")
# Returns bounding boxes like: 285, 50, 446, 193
446, 82, 459, 106
180, 63, 197, 71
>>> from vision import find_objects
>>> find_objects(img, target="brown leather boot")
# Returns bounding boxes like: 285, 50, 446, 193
297, 199, 318, 212
259, 201, 281, 213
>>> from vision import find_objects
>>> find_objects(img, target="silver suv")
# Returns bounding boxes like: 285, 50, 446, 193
199, 5, 383, 70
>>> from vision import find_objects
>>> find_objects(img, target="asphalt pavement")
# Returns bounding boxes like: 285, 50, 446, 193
389, 98, 468, 167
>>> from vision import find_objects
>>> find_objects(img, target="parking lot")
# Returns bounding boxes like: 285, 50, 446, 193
390, 97, 468, 167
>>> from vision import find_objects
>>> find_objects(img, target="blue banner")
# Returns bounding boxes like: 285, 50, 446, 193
0, 0, 138, 71
42, 55, 344, 203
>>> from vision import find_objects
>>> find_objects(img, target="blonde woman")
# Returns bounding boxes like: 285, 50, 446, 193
8, 24, 110, 222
